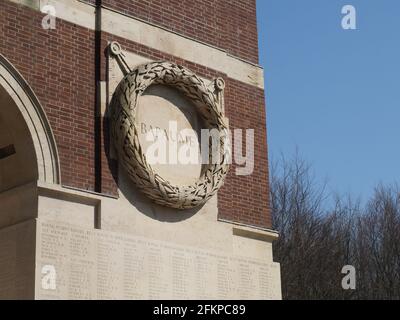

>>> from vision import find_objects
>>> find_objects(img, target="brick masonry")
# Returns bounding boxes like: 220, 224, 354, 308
0, 0, 271, 228
85, 0, 260, 64
0, 1, 96, 192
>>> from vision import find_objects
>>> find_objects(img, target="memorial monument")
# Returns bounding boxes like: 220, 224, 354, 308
0, 0, 282, 299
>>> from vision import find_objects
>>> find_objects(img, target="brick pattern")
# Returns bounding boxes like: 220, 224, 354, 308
223, 80, 271, 228
0, 1, 271, 228
0, 1, 96, 192
85, 0, 260, 64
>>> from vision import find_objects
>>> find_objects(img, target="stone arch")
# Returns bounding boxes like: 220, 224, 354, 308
0, 54, 60, 192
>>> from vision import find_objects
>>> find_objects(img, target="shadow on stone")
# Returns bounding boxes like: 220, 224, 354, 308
118, 165, 203, 223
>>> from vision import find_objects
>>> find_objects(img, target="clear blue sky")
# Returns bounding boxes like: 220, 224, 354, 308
257, 0, 400, 201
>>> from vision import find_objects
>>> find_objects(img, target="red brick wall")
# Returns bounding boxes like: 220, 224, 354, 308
223, 79, 271, 228
0, 1, 96, 192
85, 0, 260, 64
0, 0, 271, 228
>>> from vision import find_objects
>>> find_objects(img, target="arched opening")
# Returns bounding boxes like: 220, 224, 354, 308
0, 54, 60, 193
0, 56, 63, 301
0, 85, 38, 192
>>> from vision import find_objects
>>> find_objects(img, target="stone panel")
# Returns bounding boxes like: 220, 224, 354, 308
35, 219, 281, 300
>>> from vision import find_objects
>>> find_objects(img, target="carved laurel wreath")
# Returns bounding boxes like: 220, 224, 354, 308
109, 61, 230, 209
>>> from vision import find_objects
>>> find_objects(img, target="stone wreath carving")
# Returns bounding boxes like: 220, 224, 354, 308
109, 43, 230, 209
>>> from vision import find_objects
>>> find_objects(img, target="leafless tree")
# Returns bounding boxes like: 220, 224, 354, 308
354, 185, 400, 299
271, 154, 400, 300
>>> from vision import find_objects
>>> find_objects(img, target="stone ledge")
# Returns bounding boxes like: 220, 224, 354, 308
219, 219, 279, 243
5, 0, 264, 89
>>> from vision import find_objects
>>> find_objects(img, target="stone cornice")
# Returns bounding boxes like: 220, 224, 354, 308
8, 0, 265, 89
